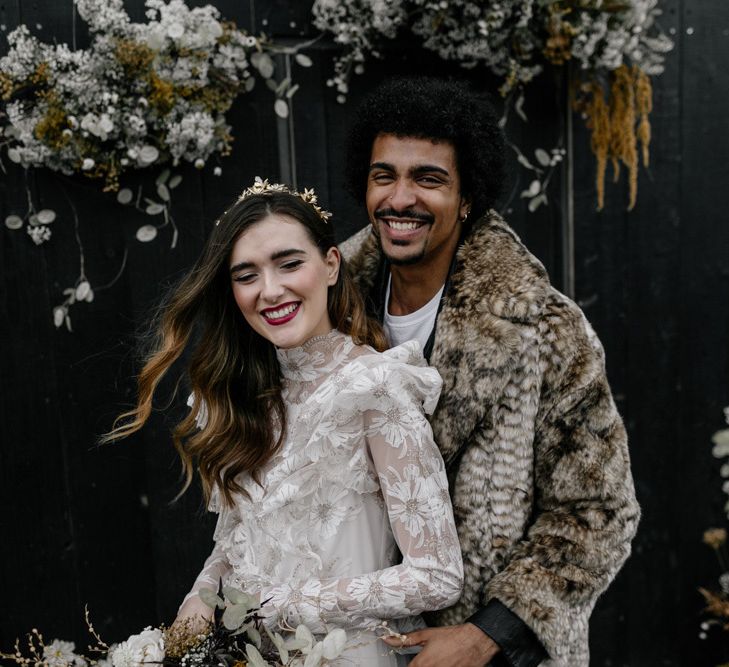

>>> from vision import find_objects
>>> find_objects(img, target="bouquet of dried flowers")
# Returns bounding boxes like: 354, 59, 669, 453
0, 584, 388, 667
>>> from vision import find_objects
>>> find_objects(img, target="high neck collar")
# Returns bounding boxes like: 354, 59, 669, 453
276, 329, 353, 382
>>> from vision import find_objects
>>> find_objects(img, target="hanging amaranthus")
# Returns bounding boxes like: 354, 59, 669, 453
575, 65, 653, 211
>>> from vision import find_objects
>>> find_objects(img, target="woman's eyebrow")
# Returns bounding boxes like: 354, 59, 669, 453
230, 248, 305, 274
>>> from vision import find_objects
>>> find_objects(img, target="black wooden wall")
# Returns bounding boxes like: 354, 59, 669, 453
1, 1, 728, 665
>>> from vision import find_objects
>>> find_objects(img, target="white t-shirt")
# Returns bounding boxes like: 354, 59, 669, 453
383, 275, 445, 349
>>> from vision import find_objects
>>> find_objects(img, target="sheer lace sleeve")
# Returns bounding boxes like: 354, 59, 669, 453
178, 489, 235, 609
257, 354, 463, 632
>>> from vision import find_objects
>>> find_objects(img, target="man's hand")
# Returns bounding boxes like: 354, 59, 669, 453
382, 623, 500, 667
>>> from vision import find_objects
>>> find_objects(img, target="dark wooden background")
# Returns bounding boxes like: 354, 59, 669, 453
1, 1, 728, 664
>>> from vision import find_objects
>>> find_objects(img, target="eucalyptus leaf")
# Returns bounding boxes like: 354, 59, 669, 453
246, 626, 261, 648
36, 209, 56, 224
65, 314, 73, 332
515, 92, 527, 122
245, 644, 270, 667
295, 624, 314, 650
156, 169, 170, 186
517, 154, 535, 170
168, 174, 183, 189
265, 78, 278, 92
258, 54, 275, 79
275, 77, 291, 96
274, 99, 289, 119
231, 622, 251, 636
28, 214, 40, 226
157, 184, 170, 202
146, 203, 165, 215
535, 148, 551, 167
528, 193, 548, 212
223, 587, 257, 608
85, 288, 95, 303
302, 642, 322, 667
5, 215, 23, 230
139, 145, 159, 165
117, 188, 133, 204
267, 629, 288, 664
222, 603, 251, 630
75, 281, 91, 301
295, 53, 313, 67
321, 628, 346, 660
286, 83, 300, 99
525, 179, 541, 197
136, 224, 158, 242
53, 307, 65, 328
199, 587, 225, 609
244, 76, 256, 92
7, 147, 21, 163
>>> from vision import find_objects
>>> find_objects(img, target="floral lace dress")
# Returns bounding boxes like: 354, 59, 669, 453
184, 330, 463, 665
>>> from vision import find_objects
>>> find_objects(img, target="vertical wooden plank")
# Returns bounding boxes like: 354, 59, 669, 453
676, 0, 729, 663
0, 0, 89, 645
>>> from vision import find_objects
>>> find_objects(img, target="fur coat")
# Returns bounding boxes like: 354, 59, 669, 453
341, 212, 640, 666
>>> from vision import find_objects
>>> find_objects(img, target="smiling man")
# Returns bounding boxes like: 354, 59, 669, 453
340, 77, 640, 667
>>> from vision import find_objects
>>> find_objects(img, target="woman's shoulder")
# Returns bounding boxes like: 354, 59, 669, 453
340, 338, 443, 415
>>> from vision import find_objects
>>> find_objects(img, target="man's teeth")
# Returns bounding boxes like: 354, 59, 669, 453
388, 221, 422, 231
265, 303, 298, 319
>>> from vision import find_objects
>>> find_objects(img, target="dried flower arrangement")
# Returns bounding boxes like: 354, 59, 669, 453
312, 0, 674, 210
0, 585, 401, 667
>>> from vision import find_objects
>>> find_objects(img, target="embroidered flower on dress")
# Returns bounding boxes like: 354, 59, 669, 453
385, 464, 438, 543
346, 569, 408, 608
310, 486, 351, 538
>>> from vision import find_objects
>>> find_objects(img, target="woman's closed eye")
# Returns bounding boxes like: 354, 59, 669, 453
281, 259, 304, 271
233, 272, 257, 284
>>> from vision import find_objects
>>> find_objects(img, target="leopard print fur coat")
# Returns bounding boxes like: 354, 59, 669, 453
341, 212, 640, 666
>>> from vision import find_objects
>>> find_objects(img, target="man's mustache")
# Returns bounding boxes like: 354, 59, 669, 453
374, 208, 435, 225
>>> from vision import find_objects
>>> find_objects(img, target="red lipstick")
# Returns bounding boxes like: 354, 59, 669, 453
260, 301, 300, 326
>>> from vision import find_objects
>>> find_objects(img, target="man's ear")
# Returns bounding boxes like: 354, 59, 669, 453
325, 247, 341, 285
459, 196, 472, 221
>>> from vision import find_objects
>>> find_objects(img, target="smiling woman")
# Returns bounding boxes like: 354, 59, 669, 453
100, 180, 464, 665
229, 214, 340, 349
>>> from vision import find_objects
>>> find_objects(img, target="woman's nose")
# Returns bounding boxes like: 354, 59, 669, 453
260, 272, 285, 302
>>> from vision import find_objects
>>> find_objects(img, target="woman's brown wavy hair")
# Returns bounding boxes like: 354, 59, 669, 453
103, 190, 387, 508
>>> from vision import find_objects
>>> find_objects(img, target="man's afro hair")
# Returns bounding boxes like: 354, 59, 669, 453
345, 76, 506, 220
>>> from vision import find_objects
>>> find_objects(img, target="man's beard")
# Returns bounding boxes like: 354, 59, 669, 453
387, 247, 426, 266
372, 207, 433, 266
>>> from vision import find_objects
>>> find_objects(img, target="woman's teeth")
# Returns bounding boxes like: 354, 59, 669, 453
265, 303, 298, 319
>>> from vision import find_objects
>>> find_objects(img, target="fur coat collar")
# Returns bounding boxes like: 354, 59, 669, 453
344, 211, 550, 465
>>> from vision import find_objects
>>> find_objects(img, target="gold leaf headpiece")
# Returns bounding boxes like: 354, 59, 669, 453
237, 176, 332, 223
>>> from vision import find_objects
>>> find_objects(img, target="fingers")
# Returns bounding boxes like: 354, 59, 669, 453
381, 629, 430, 647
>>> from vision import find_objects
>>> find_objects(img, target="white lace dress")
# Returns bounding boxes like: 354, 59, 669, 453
184, 330, 463, 665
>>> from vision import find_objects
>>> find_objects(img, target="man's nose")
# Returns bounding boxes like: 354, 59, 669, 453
388, 179, 417, 211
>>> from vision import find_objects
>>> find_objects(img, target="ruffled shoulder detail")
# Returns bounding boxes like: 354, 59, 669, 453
338, 340, 443, 416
